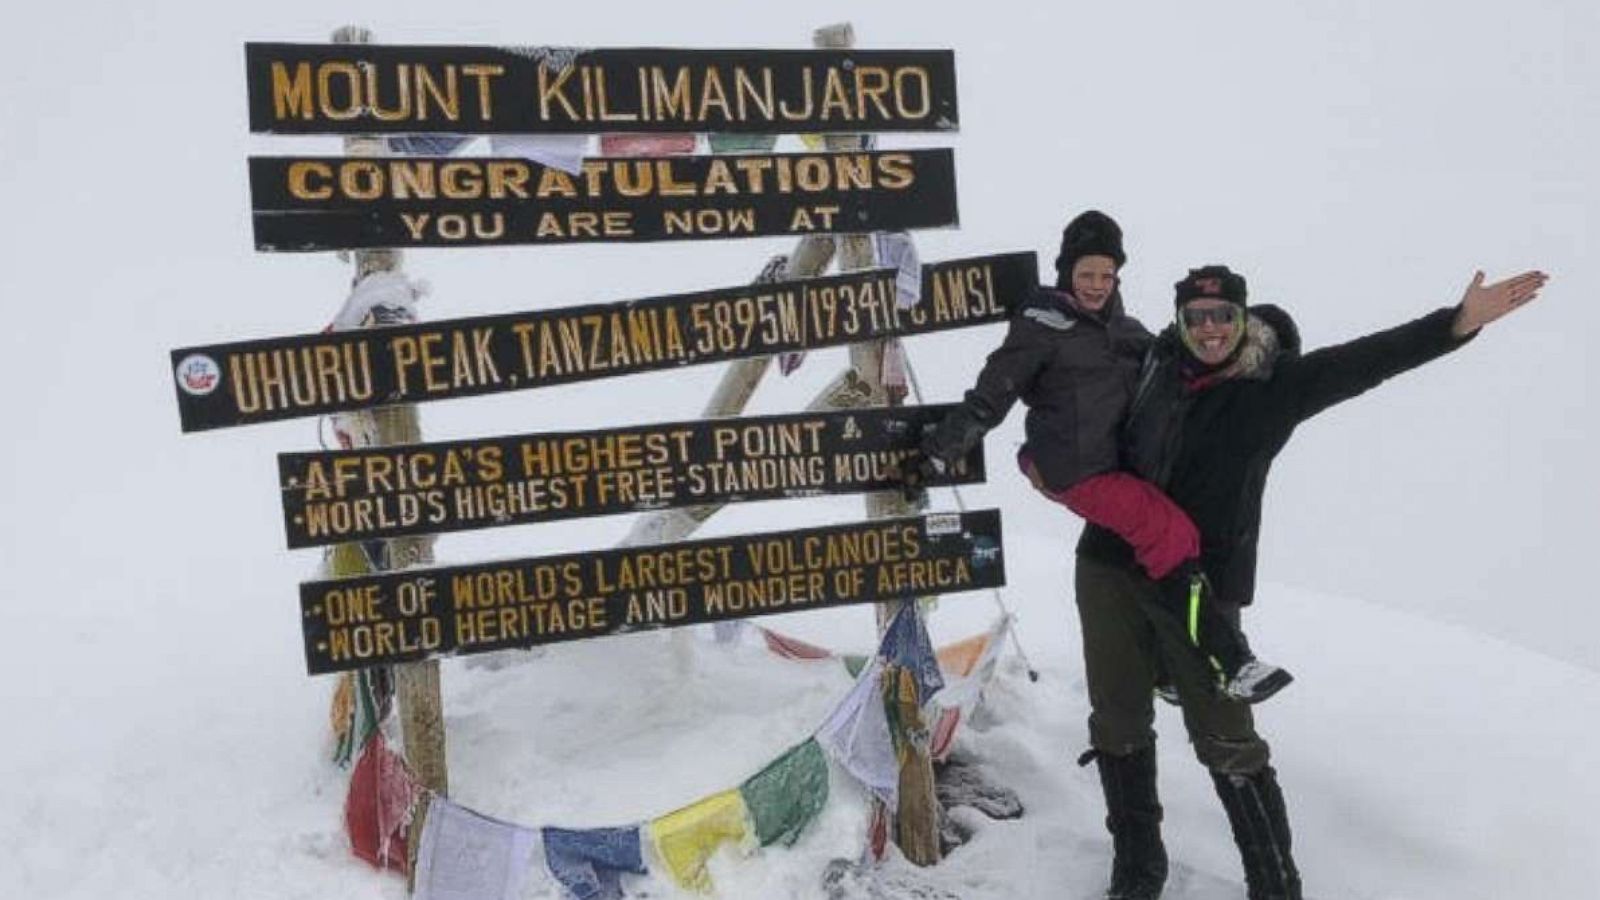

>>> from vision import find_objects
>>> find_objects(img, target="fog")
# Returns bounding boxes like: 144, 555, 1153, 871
2, 0, 1595, 691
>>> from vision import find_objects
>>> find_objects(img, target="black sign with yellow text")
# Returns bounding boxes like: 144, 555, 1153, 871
250, 149, 958, 250
171, 251, 1035, 432
299, 509, 1003, 675
246, 43, 958, 135
279, 405, 983, 548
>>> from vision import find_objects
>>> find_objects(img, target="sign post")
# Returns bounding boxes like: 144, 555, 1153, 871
244, 43, 959, 136
169, 252, 1029, 432
277, 405, 985, 548
299, 511, 1005, 674
248, 148, 959, 251
623, 19, 951, 868
325, 23, 448, 876
186, 19, 985, 883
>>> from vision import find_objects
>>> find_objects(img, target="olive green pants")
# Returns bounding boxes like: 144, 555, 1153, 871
1075, 556, 1270, 774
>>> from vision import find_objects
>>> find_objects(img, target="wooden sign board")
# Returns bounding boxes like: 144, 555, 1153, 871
171, 251, 1035, 432
249, 149, 958, 250
299, 510, 1004, 675
245, 43, 958, 135
279, 405, 982, 548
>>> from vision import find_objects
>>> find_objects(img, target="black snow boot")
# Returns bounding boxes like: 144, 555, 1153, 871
1092, 747, 1168, 899
1210, 766, 1303, 900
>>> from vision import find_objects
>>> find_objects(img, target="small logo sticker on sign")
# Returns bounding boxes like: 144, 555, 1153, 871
925, 513, 962, 536
176, 354, 222, 396
970, 535, 1001, 568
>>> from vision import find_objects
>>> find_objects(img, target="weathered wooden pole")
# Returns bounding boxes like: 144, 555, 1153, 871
810, 21, 942, 868
620, 19, 941, 867
328, 23, 448, 879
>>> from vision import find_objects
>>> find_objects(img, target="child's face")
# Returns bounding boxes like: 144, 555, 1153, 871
1069, 255, 1119, 312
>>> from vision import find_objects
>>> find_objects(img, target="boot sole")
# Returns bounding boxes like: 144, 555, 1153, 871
1228, 669, 1295, 705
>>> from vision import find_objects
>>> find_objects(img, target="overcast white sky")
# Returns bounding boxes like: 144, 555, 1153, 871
1, 0, 1595, 676
3, 7, 1597, 897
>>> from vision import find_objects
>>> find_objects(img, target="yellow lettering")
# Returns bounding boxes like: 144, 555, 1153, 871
270, 61, 314, 120
287, 161, 334, 200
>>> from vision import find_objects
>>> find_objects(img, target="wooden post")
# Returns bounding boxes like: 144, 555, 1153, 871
810, 21, 942, 868
329, 23, 448, 881
615, 22, 942, 863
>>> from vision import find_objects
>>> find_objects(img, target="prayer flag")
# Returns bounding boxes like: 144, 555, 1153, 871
880, 605, 945, 703
542, 826, 645, 900
600, 133, 696, 156
386, 135, 471, 156
873, 231, 922, 310
489, 134, 588, 175
816, 662, 898, 805
708, 133, 778, 154
760, 627, 834, 661
739, 740, 829, 848
414, 798, 539, 900
344, 735, 417, 872
648, 790, 751, 893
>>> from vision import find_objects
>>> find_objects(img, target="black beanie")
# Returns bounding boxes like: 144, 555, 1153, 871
1173, 265, 1248, 309
1054, 210, 1126, 286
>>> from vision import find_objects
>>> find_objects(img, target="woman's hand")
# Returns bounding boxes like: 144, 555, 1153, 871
1452, 269, 1549, 337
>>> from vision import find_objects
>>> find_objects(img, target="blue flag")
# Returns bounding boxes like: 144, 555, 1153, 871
386, 135, 471, 156
879, 603, 945, 702
542, 826, 645, 900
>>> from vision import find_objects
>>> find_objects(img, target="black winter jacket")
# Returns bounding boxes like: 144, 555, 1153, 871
1078, 304, 1472, 606
929, 286, 1152, 491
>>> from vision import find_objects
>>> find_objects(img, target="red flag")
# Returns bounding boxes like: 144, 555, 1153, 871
760, 627, 835, 661
599, 134, 696, 156
344, 734, 418, 873
929, 708, 962, 762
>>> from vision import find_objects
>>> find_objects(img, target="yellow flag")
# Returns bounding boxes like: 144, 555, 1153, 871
329, 673, 355, 741
648, 789, 751, 893
325, 542, 372, 577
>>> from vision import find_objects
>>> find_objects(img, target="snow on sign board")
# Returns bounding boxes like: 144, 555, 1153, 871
243, 44, 959, 135
277, 404, 985, 548
247, 149, 959, 250
170, 252, 1034, 432
298, 510, 1005, 675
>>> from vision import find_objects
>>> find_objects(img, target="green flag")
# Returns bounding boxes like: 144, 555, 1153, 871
739, 739, 829, 847
708, 133, 778, 154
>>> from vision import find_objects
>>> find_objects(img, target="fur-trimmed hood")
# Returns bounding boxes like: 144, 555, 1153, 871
1230, 304, 1300, 380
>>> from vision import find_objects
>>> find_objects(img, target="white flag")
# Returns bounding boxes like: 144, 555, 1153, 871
490, 134, 589, 175
815, 661, 898, 805
414, 798, 540, 900
873, 231, 922, 310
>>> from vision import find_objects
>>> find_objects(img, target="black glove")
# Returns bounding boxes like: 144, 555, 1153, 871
897, 445, 948, 504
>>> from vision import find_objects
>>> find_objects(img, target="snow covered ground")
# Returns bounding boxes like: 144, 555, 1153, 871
8, 524, 1600, 899
3, 1, 1597, 898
